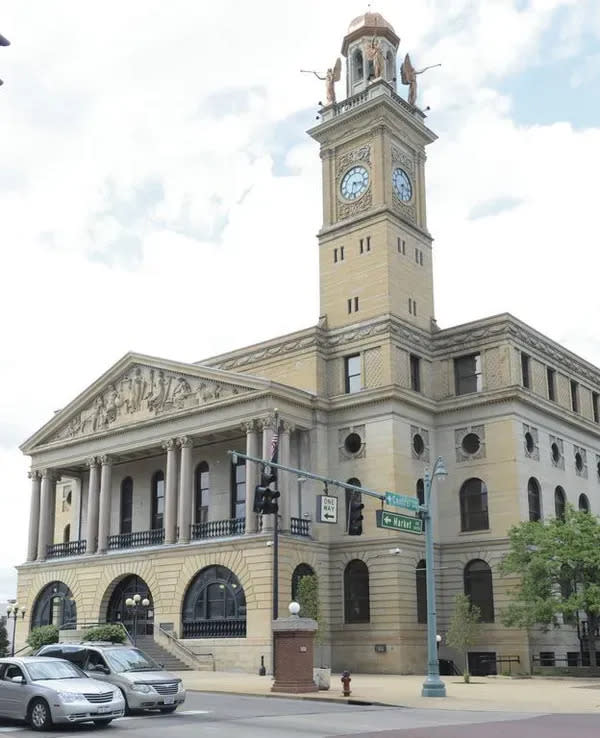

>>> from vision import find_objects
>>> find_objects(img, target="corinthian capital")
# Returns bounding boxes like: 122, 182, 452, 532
28, 470, 42, 482
241, 420, 258, 434
178, 436, 193, 448
281, 420, 295, 434
99, 454, 113, 466
40, 468, 58, 481
162, 438, 177, 451
86, 456, 99, 468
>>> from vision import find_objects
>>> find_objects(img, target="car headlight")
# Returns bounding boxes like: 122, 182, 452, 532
58, 692, 84, 703
131, 683, 153, 694
177, 681, 184, 692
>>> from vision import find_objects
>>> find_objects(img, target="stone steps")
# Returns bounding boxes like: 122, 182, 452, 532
135, 637, 192, 671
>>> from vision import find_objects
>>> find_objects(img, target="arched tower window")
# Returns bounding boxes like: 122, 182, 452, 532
528, 477, 542, 522
385, 50, 395, 81
459, 478, 489, 531
344, 559, 370, 623
464, 559, 494, 622
182, 565, 246, 638
554, 486, 566, 521
416, 559, 427, 623
195, 462, 210, 524
120, 477, 133, 534
63, 524, 70, 544
151, 471, 165, 530
578, 493, 590, 513
291, 563, 315, 602
353, 48, 364, 81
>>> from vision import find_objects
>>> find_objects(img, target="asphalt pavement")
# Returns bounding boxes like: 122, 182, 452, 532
0, 691, 597, 737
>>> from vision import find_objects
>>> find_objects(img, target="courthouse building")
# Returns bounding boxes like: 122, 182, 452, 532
16, 12, 600, 675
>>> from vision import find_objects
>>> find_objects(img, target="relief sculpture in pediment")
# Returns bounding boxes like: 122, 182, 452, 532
50, 365, 245, 442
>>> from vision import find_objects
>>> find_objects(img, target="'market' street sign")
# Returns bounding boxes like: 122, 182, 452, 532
317, 494, 338, 524
384, 492, 420, 511
376, 509, 423, 534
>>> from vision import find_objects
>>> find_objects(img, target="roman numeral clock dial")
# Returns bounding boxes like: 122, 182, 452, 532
392, 167, 413, 202
340, 165, 370, 201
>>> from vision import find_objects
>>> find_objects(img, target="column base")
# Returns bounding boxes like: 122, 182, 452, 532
421, 676, 447, 697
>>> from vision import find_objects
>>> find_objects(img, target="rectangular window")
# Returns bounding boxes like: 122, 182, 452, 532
415, 248, 419, 263
366, 236, 371, 252
340, 246, 344, 260
398, 238, 405, 254
347, 298, 352, 314
571, 380, 579, 413
419, 251, 423, 265
539, 651, 555, 667
120, 486, 133, 534
410, 354, 421, 392
521, 353, 530, 389
413, 299, 417, 316
334, 248, 338, 263
547, 368, 556, 402
455, 354, 482, 395
408, 298, 412, 315
231, 460, 246, 519
345, 354, 361, 394
567, 652, 580, 667
359, 238, 364, 254
354, 296, 359, 312
593, 392, 599, 423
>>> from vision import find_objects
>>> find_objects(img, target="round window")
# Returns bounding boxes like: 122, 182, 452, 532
551, 442, 560, 463
413, 433, 425, 457
462, 433, 480, 455
575, 452, 583, 472
525, 432, 535, 454
344, 433, 362, 455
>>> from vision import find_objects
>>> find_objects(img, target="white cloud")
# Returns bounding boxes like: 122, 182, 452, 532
0, 0, 599, 597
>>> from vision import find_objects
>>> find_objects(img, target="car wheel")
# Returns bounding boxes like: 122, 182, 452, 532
119, 688, 132, 715
159, 706, 178, 714
93, 719, 113, 727
28, 698, 53, 731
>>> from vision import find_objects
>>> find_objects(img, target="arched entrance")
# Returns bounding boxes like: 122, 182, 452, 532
31, 581, 76, 631
106, 575, 154, 636
182, 565, 246, 638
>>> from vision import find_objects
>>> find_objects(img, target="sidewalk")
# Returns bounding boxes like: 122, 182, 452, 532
174, 670, 600, 713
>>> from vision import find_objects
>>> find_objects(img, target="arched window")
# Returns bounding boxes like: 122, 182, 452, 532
459, 478, 489, 531
554, 486, 566, 521
344, 559, 370, 623
182, 565, 246, 638
120, 477, 133, 534
416, 479, 425, 507
578, 493, 590, 513
63, 524, 70, 543
195, 462, 210, 524
353, 49, 364, 81
416, 559, 427, 623
31, 581, 76, 631
292, 563, 315, 602
345, 478, 363, 535
151, 471, 165, 529
385, 51, 394, 81
528, 477, 542, 522
464, 559, 494, 622
106, 574, 153, 637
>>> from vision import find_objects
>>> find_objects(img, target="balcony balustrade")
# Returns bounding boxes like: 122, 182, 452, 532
46, 540, 87, 559
579, 620, 600, 639
182, 617, 246, 639
290, 517, 310, 537
191, 517, 245, 540
108, 528, 165, 550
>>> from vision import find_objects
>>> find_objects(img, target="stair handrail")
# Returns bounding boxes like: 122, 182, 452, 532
158, 626, 215, 671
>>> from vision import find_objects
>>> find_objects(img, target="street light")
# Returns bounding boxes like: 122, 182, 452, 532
421, 456, 448, 698
125, 594, 150, 646
6, 604, 26, 656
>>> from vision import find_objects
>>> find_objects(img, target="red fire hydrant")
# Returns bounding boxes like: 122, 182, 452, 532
341, 670, 351, 696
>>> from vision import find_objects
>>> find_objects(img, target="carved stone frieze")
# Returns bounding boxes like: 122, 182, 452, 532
336, 144, 371, 175
50, 364, 251, 442
337, 187, 373, 221
391, 145, 415, 174
392, 198, 417, 224
213, 335, 318, 371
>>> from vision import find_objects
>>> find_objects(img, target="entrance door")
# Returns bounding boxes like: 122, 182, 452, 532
106, 575, 154, 637
468, 651, 497, 676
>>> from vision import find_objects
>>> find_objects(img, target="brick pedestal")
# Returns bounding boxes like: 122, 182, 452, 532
271, 615, 318, 693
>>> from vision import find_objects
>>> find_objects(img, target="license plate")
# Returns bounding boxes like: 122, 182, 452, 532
97, 706, 112, 714
163, 696, 175, 705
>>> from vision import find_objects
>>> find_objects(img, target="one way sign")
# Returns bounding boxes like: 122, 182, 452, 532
317, 495, 338, 524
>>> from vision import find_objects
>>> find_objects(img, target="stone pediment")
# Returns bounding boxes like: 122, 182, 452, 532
25, 355, 272, 450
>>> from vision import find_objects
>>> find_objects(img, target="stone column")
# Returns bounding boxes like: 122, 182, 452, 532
97, 455, 113, 553
37, 469, 57, 561
243, 421, 259, 534
163, 439, 179, 544
261, 416, 275, 533
177, 437, 194, 544
85, 458, 101, 554
27, 471, 42, 562
279, 422, 293, 531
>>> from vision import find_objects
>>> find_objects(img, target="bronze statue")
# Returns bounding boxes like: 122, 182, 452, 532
301, 57, 342, 105
400, 53, 441, 106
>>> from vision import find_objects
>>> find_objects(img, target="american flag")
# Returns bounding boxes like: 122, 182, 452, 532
270, 428, 279, 464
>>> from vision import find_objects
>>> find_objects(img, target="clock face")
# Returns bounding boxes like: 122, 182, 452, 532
340, 165, 370, 201
392, 168, 413, 202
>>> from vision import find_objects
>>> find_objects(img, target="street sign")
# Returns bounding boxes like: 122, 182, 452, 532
384, 492, 420, 511
376, 509, 423, 535
317, 495, 338, 524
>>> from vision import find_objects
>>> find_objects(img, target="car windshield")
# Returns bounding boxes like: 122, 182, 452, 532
26, 660, 86, 681
103, 648, 160, 673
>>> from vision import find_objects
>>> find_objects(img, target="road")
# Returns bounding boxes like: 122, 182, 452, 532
0, 692, 598, 737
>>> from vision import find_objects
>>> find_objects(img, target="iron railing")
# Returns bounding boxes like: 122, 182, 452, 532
290, 517, 310, 537
579, 620, 600, 638
108, 529, 165, 550
190, 518, 245, 540
182, 618, 246, 639
46, 540, 87, 558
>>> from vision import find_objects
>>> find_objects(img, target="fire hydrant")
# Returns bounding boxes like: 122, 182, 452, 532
341, 670, 351, 696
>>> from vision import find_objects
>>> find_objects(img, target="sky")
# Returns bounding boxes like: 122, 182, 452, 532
1, 0, 599, 599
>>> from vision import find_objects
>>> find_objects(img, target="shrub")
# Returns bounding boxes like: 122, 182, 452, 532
82, 625, 127, 644
27, 625, 59, 652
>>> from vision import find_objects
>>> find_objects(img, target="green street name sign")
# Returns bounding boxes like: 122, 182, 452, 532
376, 509, 423, 535
384, 492, 420, 512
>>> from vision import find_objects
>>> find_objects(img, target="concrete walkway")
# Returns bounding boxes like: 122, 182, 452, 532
174, 670, 600, 713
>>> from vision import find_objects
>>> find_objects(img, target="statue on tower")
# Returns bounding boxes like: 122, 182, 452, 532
400, 53, 441, 107
364, 35, 384, 79
301, 57, 342, 105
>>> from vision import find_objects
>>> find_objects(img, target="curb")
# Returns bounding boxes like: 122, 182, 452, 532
187, 688, 403, 708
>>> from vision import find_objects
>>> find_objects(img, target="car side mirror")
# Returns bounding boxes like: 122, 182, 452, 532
11, 676, 25, 685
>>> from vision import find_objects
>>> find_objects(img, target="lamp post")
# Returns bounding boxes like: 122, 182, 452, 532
421, 456, 447, 698
6, 604, 26, 656
125, 594, 150, 646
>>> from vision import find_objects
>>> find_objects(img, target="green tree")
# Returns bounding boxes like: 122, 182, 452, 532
500, 506, 600, 667
446, 593, 482, 683
0, 617, 9, 657
296, 574, 326, 665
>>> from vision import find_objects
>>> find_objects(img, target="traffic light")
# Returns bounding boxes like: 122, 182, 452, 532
262, 488, 281, 515
254, 471, 279, 514
348, 492, 364, 536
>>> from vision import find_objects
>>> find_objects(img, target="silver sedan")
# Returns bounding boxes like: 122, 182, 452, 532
0, 656, 125, 730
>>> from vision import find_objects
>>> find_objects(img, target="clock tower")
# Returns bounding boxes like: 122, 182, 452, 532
308, 12, 438, 332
